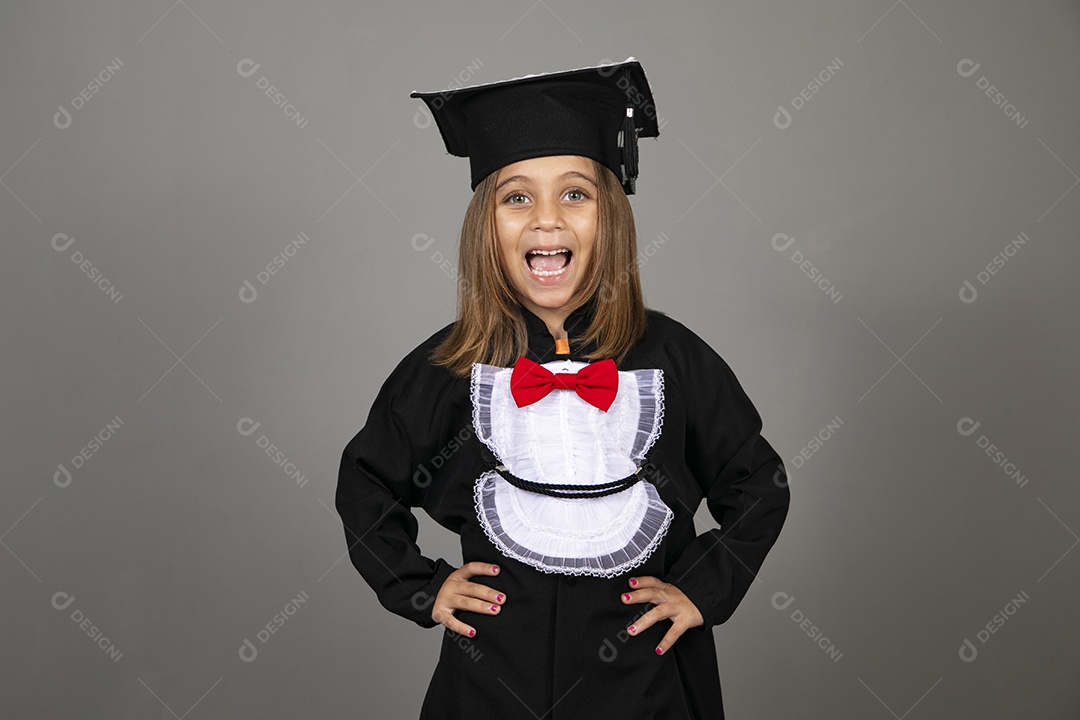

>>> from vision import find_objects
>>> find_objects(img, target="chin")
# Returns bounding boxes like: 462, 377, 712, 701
516, 281, 577, 309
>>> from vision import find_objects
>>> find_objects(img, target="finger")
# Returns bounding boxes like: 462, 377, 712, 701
431, 605, 477, 638
458, 561, 501, 579
447, 579, 504, 605
435, 595, 502, 636
627, 575, 662, 589
626, 606, 662, 636
452, 594, 503, 616
461, 581, 506, 604
622, 585, 667, 606
465, 587, 505, 604
654, 622, 687, 656
630, 582, 701, 628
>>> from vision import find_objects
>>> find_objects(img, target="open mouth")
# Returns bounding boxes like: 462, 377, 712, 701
525, 247, 572, 277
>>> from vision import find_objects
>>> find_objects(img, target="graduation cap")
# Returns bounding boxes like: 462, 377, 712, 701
410, 57, 660, 195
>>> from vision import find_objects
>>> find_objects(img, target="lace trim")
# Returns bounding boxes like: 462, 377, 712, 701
470, 362, 500, 458
467, 360, 672, 577
472, 470, 675, 578
469, 361, 666, 471
630, 368, 664, 461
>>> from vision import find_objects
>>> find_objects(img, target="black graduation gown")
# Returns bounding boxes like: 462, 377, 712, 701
335, 302, 790, 720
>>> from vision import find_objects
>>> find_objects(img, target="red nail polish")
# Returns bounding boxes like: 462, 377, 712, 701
630, 578, 638, 586
629, 625, 636, 633
491, 565, 499, 573
469, 629, 475, 637
655, 647, 663, 655
490, 604, 498, 612
497, 594, 504, 602
623, 593, 631, 601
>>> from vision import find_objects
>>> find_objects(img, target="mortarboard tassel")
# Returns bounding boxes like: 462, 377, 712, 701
621, 106, 638, 195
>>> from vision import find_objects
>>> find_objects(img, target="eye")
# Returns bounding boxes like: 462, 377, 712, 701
503, 192, 529, 205
564, 188, 590, 202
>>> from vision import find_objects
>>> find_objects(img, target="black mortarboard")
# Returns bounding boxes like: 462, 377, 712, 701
410, 57, 660, 195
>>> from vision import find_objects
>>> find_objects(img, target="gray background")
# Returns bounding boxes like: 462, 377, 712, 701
2, 1, 1078, 718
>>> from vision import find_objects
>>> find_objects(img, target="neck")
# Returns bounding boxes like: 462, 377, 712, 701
524, 302, 569, 341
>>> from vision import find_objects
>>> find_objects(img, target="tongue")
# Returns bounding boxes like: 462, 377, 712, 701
528, 252, 569, 272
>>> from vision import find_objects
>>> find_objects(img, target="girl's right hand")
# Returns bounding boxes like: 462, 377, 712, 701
432, 561, 505, 637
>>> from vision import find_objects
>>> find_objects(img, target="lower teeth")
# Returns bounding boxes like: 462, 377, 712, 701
530, 266, 567, 277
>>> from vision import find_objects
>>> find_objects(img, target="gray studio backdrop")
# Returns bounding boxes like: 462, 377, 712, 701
2, 1, 1078, 718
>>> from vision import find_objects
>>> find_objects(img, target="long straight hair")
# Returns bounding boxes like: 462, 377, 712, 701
429, 158, 647, 376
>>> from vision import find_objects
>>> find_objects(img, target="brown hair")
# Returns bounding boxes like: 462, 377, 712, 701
428, 158, 647, 376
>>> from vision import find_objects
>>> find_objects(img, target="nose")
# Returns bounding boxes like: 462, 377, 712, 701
529, 193, 564, 232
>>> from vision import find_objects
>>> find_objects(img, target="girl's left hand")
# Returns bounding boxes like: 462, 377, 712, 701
620, 576, 704, 655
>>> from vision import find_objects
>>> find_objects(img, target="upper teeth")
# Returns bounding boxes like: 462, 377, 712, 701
528, 248, 568, 255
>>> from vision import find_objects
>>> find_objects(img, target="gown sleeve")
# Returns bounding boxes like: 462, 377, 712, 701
662, 324, 791, 628
334, 336, 461, 629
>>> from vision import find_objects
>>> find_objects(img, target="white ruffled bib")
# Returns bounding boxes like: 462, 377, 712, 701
469, 359, 673, 577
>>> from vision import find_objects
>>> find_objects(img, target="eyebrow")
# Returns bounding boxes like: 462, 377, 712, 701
495, 170, 598, 193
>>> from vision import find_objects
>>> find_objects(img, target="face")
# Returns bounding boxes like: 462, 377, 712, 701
493, 155, 598, 332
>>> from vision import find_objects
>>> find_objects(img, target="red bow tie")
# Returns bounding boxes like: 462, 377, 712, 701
510, 356, 619, 412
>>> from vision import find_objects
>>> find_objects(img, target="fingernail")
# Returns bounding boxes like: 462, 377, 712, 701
496, 593, 505, 602
655, 646, 663, 655
490, 604, 499, 612
491, 565, 499, 573
623, 593, 632, 602
628, 625, 636, 633
630, 578, 638, 586
469, 629, 475, 637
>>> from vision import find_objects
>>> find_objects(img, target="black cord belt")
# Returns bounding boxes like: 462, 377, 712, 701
489, 463, 643, 498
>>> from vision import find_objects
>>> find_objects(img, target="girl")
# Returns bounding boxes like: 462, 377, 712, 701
335, 57, 790, 720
